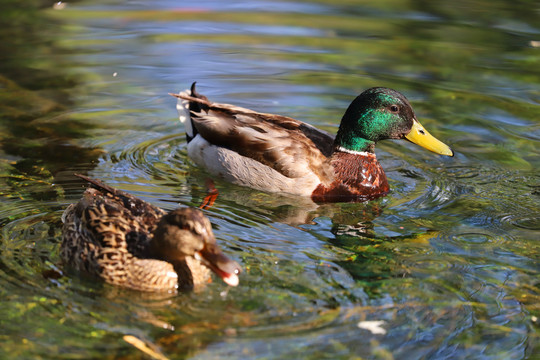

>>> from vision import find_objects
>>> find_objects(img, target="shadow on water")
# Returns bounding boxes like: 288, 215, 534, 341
0, 2, 105, 357
0, 0, 100, 205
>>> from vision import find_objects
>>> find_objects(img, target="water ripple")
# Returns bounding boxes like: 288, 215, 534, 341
117, 132, 189, 179
448, 231, 507, 247
501, 214, 540, 231
0, 209, 64, 293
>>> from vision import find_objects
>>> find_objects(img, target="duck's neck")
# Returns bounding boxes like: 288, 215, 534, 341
173, 257, 211, 290
334, 145, 376, 158
334, 133, 375, 154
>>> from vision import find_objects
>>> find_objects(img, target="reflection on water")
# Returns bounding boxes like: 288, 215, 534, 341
0, 0, 539, 358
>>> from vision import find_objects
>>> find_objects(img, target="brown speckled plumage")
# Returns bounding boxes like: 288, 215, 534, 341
61, 174, 241, 291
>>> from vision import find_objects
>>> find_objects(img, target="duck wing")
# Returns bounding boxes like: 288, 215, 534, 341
62, 175, 178, 289
171, 86, 335, 182
73, 174, 166, 222
64, 175, 166, 260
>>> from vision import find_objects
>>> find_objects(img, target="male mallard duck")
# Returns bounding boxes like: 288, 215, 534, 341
61, 174, 241, 291
170, 83, 453, 202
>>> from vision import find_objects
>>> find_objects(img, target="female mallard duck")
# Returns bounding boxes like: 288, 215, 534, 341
61, 174, 241, 291
170, 83, 453, 202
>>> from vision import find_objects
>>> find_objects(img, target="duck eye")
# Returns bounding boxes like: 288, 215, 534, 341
390, 105, 399, 113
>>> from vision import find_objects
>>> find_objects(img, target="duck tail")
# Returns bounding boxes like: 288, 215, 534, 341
175, 83, 197, 142
73, 173, 119, 195
171, 82, 212, 143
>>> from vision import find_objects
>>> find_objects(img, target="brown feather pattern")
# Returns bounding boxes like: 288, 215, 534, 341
311, 152, 389, 202
175, 93, 335, 183
171, 87, 393, 201
60, 175, 239, 291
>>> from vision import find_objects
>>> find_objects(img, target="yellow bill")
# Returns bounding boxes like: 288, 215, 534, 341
405, 120, 454, 156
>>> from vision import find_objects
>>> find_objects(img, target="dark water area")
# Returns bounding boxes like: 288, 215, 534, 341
0, 0, 538, 359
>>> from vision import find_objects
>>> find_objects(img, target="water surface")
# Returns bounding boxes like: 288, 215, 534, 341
0, 0, 538, 359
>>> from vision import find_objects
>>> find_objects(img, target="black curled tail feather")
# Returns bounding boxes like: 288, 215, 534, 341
188, 82, 210, 113
171, 82, 210, 143
186, 82, 201, 142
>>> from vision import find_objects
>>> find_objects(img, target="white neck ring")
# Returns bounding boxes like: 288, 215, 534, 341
335, 146, 376, 158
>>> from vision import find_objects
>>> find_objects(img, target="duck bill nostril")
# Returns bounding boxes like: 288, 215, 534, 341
405, 120, 454, 157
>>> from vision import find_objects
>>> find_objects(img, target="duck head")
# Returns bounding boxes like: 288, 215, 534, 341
151, 208, 241, 286
334, 87, 453, 156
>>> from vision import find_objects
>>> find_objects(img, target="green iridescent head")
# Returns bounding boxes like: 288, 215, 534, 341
334, 87, 453, 156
